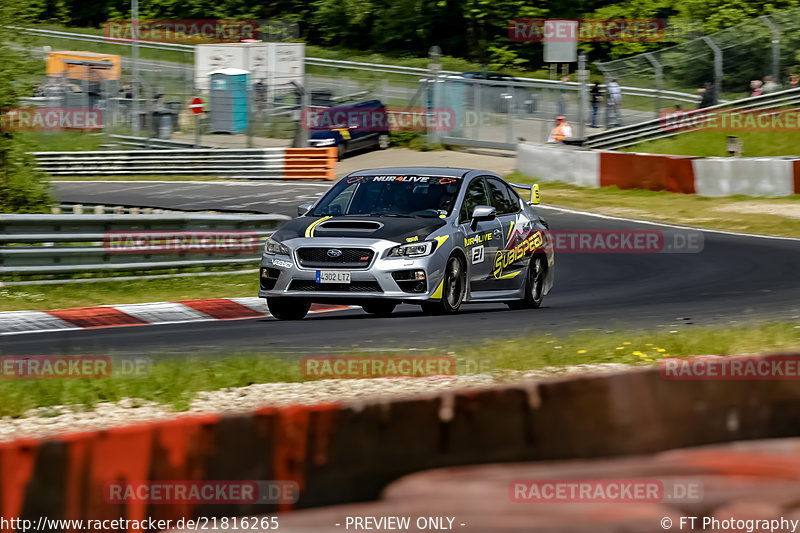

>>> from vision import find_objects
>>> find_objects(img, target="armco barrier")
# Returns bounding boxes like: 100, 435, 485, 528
517, 143, 800, 197
30, 148, 337, 180
4, 356, 800, 527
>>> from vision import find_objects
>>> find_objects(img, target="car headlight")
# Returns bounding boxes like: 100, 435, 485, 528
312, 138, 336, 146
388, 240, 436, 258
264, 237, 290, 255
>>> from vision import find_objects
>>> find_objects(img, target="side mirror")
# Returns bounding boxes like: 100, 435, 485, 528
471, 205, 496, 222
531, 183, 540, 205
297, 203, 313, 216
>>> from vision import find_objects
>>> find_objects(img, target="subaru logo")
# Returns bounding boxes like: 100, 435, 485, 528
327, 249, 343, 258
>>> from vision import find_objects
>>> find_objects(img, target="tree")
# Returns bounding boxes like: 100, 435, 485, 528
0, 0, 52, 213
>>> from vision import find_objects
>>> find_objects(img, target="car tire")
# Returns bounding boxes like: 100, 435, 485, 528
421, 255, 466, 315
267, 297, 311, 320
362, 301, 397, 316
507, 255, 545, 309
378, 133, 390, 150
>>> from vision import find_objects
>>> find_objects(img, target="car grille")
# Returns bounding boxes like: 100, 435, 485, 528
296, 247, 374, 269
288, 280, 383, 292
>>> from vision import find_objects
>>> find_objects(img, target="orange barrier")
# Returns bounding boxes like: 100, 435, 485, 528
794, 160, 800, 194
5, 355, 800, 529
284, 148, 336, 181
599, 152, 697, 193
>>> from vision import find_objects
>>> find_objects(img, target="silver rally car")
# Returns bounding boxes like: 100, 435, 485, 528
259, 167, 554, 320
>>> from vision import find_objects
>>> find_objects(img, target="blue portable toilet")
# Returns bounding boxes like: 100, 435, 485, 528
209, 68, 249, 134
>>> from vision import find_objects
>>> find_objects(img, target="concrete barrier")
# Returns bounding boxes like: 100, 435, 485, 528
516, 143, 800, 196
693, 157, 795, 197
517, 144, 600, 187
3, 355, 800, 528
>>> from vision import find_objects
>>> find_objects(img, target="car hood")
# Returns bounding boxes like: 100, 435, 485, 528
273, 215, 448, 243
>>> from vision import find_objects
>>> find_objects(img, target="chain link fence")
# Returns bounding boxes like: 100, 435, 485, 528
595, 7, 800, 107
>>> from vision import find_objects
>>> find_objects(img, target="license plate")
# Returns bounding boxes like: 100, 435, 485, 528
316, 270, 351, 284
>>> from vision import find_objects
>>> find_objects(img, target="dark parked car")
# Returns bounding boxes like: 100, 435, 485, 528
307, 100, 390, 160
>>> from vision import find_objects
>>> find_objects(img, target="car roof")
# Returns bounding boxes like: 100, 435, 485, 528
347, 167, 490, 178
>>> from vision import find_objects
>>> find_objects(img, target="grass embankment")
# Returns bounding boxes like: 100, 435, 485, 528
622, 130, 800, 157
1, 322, 797, 418
508, 172, 800, 238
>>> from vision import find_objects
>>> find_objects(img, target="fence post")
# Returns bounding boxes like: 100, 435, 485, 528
645, 53, 662, 118
703, 36, 723, 101
759, 16, 781, 83
131, 0, 139, 138
577, 54, 587, 140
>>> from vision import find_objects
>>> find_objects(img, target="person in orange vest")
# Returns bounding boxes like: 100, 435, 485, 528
547, 116, 573, 143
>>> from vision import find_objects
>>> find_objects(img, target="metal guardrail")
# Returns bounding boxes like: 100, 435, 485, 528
108, 134, 211, 149
30, 148, 288, 176
0, 214, 288, 279
583, 87, 800, 150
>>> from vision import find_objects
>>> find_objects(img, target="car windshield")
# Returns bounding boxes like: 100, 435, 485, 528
311, 175, 462, 218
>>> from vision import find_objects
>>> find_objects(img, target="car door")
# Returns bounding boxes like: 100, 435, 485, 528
458, 177, 502, 292
485, 177, 528, 290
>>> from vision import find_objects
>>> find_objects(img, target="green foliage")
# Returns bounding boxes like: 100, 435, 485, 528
16, 0, 800, 80
0, 0, 52, 213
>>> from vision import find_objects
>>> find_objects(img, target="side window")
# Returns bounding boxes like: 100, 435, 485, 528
459, 178, 489, 224
485, 178, 518, 215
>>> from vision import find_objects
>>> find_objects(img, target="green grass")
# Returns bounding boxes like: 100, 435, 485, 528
623, 130, 800, 157
0, 273, 257, 311
1, 322, 797, 418
19, 131, 109, 152
508, 171, 800, 238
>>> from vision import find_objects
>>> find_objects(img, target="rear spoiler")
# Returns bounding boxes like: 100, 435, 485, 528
510, 182, 540, 205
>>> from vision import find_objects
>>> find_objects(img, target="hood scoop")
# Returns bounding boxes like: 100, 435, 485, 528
317, 220, 384, 232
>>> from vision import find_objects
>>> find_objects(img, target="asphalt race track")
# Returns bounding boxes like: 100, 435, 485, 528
6, 185, 800, 356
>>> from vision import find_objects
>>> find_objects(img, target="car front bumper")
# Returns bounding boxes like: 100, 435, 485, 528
258, 237, 449, 303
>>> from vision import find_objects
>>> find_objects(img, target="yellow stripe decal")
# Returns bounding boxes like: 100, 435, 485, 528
304, 216, 331, 238
431, 280, 444, 299
497, 271, 521, 279
434, 235, 449, 247
507, 221, 515, 240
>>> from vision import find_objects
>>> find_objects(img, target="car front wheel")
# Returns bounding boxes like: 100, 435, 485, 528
508, 255, 545, 309
267, 297, 311, 320
421, 255, 466, 315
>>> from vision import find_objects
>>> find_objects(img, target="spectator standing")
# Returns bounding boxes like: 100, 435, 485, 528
751, 79, 763, 97
590, 82, 602, 128
762, 75, 780, 94
606, 78, 622, 127
698, 82, 716, 108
